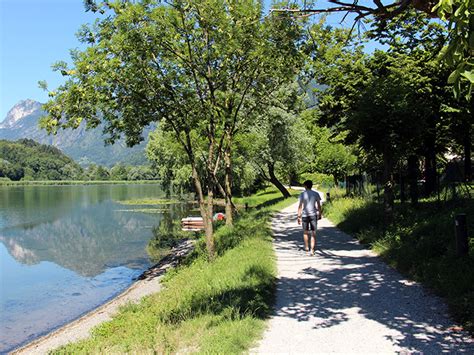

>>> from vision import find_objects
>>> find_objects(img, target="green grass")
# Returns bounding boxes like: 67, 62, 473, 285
325, 195, 474, 333
234, 186, 299, 209
116, 208, 169, 214
116, 198, 181, 205
51, 186, 297, 354
0, 180, 160, 187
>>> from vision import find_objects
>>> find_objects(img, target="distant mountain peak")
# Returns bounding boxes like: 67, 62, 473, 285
0, 98, 149, 166
1, 99, 43, 129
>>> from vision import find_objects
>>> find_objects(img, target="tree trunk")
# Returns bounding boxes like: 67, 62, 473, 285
424, 153, 437, 196
423, 115, 437, 196
268, 162, 290, 198
383, 146, 394, 226
224, 141, 234, 226
191, 162, 215, 260
288, 169, 299, 186
399, 169, 406, 203
463, 118, 472, 182
407, 155, 419, 206
204, 184, 215, 260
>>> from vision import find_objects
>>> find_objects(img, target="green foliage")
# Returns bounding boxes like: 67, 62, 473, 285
301, 109, 357, 184
307, 10, 471, 220
433, 0, 474, 99
233, 186, 299, 209
117, 198, 181, 206
236, 83, 309, 193
42, 1, 305, 257
109, 163, 129, 180
0, 139, 83, 181
41, 0, 304, 185
325, 195, 474, 332
50, 187, 298, 354
348, 50, 436, 158
300, 172, 335, 188
127, 165, 155, 181
146, 127, 194, 195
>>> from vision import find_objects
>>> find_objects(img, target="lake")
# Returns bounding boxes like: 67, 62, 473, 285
0, 184, 190, 353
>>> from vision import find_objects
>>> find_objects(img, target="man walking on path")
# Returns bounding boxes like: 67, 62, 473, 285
254, 202, 474, 353
297, 180, 322, 255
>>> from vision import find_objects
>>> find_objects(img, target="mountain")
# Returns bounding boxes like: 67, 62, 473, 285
0, 99, 43, 129
0, 100, 150, 166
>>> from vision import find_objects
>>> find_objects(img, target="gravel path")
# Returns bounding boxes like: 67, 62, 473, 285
255, 202, 474, 353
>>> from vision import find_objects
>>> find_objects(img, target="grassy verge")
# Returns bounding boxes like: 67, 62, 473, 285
233, 186, 299, 209
116, 198, 181, 205
0, 180, 160, 187
325, 195, 474, 332
52, 187, 297, 354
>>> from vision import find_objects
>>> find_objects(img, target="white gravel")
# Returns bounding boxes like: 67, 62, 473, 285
254, 202, 474, 354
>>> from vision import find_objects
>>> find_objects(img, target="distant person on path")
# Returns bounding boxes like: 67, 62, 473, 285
297, 180, 322, 255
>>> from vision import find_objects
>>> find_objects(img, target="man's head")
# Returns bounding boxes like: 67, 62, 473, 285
303, 180, 313, 190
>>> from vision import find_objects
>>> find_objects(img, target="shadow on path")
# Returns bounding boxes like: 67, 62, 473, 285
264, 206, 473, 353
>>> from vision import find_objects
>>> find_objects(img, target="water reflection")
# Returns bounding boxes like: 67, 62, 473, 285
1, 200, 161, 276
0, 184, 194, 352
0, 184, 162, 230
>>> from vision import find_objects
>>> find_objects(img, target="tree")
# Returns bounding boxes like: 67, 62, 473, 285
127, 165, 155, 181
41, 0, 303, 259
238, 84, 309, 197
110, 163, 129, 181
0, 139, 82, 181
311, 129, 356, 185
95, 165, 110, 180
366, 10, 470, 193
146, 127, 194, 194
271, 1, 473, 99
306, 14, 457, 221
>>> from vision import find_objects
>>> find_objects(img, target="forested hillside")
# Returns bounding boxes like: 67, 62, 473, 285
0, 100, 149, 167
0, 139, 83, 181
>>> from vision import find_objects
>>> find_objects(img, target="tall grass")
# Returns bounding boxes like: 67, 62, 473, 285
51, 187, 297, 354
325, 195, 474, 332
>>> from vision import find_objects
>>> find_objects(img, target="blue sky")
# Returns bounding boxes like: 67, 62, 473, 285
0, 0, 379, 121
0, 0, 99, 120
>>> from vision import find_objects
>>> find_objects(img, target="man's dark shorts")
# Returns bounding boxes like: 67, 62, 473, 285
302, 215, 317, 231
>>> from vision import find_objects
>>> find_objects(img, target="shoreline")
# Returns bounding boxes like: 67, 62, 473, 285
11, 240, 194, 355
0, 180, 161, 187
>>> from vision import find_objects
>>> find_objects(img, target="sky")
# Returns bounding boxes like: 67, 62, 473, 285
0, 0, 100, 120
0, 0, 381, 122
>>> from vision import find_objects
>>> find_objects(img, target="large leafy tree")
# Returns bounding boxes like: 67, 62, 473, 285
272, 1, 473, 99
307, 12, 462, 222
146, 127, 194, 195
308, 127, 357, 185
41, 0, 303, 259
240, 86, 309, 197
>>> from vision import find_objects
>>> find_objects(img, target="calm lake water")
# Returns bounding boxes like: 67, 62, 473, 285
0, 184, 190, 352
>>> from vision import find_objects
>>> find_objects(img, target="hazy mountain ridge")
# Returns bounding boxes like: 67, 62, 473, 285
0, 100, 149, 166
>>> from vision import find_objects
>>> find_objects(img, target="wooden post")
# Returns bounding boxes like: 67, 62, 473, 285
455, 213, 468, 257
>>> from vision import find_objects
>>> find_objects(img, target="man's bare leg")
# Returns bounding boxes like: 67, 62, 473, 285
303, 231, 309, 251
310, 230, 316, 254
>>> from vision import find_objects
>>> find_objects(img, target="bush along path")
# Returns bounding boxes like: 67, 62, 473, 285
254, 201, 474, 353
